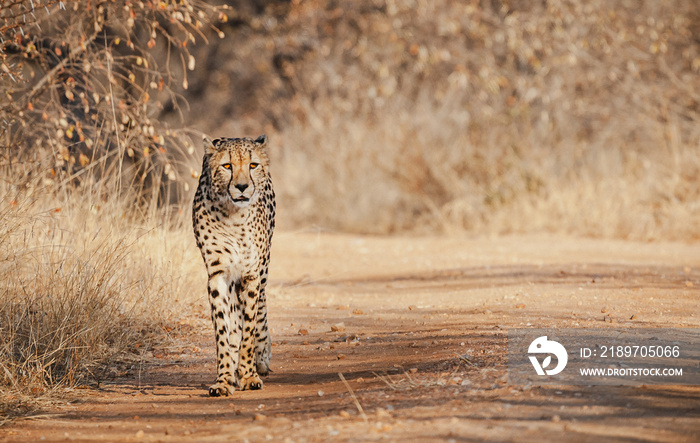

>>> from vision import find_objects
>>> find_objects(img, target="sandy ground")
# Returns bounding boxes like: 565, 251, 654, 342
3, 233, 700, 442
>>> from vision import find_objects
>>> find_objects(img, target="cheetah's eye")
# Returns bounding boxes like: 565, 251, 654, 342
222, 163, 231, 169
249, 163, 259, 170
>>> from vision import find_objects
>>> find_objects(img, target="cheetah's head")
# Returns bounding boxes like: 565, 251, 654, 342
203, 134, 270, 209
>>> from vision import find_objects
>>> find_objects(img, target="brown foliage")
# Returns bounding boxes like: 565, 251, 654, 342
1, 0, 226, 204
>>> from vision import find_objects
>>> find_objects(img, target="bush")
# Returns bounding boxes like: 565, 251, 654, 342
1, 0, 228, 205
0, 186, 205, 419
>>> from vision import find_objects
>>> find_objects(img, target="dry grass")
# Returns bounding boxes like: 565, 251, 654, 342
272, 94, 699, 240
0, 179, 203, 419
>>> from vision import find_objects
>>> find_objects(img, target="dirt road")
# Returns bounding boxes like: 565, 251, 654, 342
4, 234, 700, 442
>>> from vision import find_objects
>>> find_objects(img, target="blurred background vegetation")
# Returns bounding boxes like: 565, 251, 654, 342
1, 0, 698, 417
182, 0, 700, 239
3, 0, 699, 239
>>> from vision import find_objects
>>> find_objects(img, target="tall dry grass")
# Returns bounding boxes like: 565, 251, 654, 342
0, 177, 203, 420
273, 92, 699, 240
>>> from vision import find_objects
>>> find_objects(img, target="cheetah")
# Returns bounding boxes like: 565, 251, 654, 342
192, 134, 275, 396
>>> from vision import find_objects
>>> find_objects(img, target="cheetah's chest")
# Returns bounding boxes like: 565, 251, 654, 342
207, 220, 260, 277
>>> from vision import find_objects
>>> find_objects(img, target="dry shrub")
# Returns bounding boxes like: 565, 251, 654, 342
1, 0, 227, 206
0, 184, 204, 419
0, 205, 135, 407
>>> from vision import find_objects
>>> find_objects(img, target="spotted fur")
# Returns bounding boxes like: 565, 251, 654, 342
192, 134, 275, 396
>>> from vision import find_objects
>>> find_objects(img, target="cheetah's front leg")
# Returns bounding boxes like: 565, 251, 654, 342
236, 275, 263, 390
208, 274, 237, 396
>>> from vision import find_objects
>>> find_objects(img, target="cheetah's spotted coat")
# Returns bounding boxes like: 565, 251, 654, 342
192, 134, 275, 396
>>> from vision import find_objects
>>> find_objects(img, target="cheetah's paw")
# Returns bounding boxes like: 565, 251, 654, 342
256, 358, 271, 376
256, 340, 272, 376
208, 380, 236, 397
239, 374, 263, 390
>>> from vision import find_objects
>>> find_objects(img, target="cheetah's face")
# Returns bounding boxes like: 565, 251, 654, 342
204, 135, 270, 208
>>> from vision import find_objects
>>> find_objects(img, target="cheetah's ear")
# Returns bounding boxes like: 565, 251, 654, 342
203, 136, 217, 156
254, 134, 268, 149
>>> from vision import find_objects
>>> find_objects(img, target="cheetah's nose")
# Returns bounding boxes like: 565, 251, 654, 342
234, 183, 249, 192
